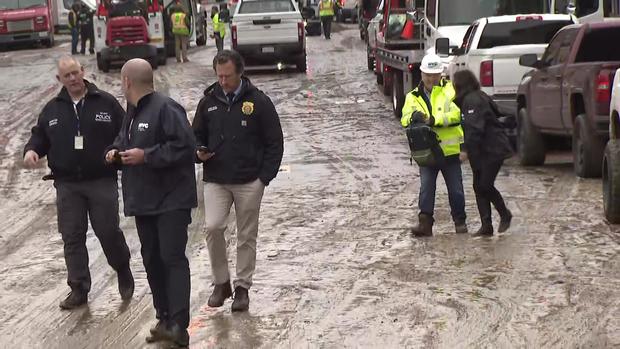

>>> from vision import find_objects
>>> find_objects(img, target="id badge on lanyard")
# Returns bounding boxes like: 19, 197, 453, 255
73, 100, 84, 150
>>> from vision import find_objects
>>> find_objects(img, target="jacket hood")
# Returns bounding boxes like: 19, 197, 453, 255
56, 80, 101, 103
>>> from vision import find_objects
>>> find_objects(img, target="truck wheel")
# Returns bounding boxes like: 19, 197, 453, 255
517, 107, 545, 166
158, 51, 167, 66
148, 57, 159, 70
382, 70, 392, 96
296, 54, 307, 73
97, 53, 110, 73
603, 140, 620, 223
392, 71, 404, 119
573, 113, 604, 178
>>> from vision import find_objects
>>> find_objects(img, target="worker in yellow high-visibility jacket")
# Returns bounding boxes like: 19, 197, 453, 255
211, 6, 226, 52
170, 1, 190, 63
401, 54, 468, 237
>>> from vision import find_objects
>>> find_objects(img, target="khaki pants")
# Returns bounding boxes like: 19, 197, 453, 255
174, 34, 188, 62
204, 179, 265, 289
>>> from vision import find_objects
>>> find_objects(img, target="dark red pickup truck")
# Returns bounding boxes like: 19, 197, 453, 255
516, 21, 620, 178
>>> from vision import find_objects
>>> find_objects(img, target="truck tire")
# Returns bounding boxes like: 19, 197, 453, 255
296, 54, 307, 73
382, 70, 392, 96
392, 71, 404, 119
517, 107, 545, 166
97, 53, 110, 73
158, 51, 167, 66
196, 24, 207, 46
148, 57, 159, 70
573, 113, 604, 178
603, 140, 620, 223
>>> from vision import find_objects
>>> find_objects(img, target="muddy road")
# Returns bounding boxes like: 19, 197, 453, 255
0, 25, 619, 348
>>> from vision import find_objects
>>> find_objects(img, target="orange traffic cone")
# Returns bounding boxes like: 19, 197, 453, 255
401, 19, 415, 39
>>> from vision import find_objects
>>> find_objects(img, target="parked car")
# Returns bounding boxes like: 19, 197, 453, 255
231, 0, 307, 72
445, 14, 576, 116
603, 68, 620, 223
517, 21, 620, 178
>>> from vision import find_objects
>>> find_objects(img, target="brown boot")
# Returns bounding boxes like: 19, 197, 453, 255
208, 281, 233, 307
411, 213, 433, 237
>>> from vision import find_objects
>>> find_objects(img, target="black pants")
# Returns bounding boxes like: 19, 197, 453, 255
214, 32, 224, 52
321, 16, 333, 39
55, 178, 130, 292
80, 26, 94, 53
472, 160, 508, 226
135, 209, 191, 328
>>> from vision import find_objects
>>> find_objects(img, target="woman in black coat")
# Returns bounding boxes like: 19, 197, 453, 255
453, 70, 513, 236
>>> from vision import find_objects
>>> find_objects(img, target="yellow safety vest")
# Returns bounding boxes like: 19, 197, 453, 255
171, 12, 189, 35
68, 10, 78, 28
319, 0, 335, 17
401, 80, 464, 157
213, 13, 226, 37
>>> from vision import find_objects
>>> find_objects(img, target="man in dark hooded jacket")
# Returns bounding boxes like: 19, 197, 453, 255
192, 50, 284, 313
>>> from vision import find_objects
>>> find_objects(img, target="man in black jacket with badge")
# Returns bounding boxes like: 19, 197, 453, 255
23, 56, 134, 310
105, 58, 196, 348
192, 50, 284, 313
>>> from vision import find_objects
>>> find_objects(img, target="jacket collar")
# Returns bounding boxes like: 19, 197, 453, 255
56, 79, 100, 103
411, 78, 448, 97
204, 76, 256, 105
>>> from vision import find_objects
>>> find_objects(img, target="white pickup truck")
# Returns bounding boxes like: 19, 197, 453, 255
231, 0, 307, 72
444, 14, 576, 114
603, 68, 620, 223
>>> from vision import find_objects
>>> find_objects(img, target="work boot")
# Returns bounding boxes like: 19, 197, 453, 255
455, 222, 468, 234
472, 224, 493, 237
231, 286, 250, 312
498, 209, 513, 233
208, 281, 232, 307
150, 322, 189, 347
59, 289, 87, 310
411, 213, 433, 237
117, 267, 134, 301
145, 319, 167, 343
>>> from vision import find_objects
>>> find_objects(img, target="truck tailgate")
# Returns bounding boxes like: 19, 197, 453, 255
234, 12, 300, 46
479, 44, 547, 95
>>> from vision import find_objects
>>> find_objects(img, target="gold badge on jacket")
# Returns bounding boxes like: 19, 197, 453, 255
242, 101, 254, 116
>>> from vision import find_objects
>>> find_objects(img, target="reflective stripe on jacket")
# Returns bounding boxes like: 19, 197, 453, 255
401, 80, 463, 157
172, 12, 190, 35
319, 0, 335, 17
213, 13, 226, 37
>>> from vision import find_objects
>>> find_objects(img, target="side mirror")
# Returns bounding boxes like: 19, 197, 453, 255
301, 7, 314, 19
519, 54, 539, 68
436, 37, 450, 56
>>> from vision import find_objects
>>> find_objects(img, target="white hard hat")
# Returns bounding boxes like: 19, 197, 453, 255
420, 54, 444, 74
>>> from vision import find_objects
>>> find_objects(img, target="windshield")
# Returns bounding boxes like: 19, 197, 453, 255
0, 0, 47, 10
477, 20, 573, 48
439, 0, 550, 26
238, 0, 295, 13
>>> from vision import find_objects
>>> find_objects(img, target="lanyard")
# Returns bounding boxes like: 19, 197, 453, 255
73, 99, 84, 136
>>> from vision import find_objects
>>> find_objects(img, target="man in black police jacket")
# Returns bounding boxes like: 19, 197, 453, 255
192, 50, 284, 313
106, 58, 197, 348
23, 56, 134, 310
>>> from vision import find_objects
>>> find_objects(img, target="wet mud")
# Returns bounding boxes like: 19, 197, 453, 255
0, 25, 618, 348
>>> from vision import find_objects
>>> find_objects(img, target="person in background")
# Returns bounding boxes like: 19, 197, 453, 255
23, 56, 134, 310
170, 0, 191, 63
68, 1, 81, 55
78, 2, 95, 54
211, 6, 225, 52
319, 0, 335, 39
452, 69, 513, 236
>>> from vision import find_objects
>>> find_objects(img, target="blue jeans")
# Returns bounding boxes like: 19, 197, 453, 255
71, 27, 79, 54
418, 156, 466, 223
